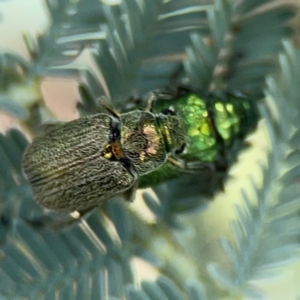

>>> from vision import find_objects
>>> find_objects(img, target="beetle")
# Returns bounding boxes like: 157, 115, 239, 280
22, 93, 186, 215
23, 88, 259, 216
138, 88, 259, 194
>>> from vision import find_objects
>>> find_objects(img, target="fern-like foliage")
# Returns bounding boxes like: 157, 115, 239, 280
75, 0, 213, 106
0, 202, 140, 299
184, 0, 296, 95
0, 0, 300, 299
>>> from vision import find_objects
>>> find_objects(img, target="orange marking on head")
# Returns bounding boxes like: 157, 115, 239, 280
111, 140, 125, 159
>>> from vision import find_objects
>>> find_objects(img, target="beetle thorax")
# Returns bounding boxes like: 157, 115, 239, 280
120, 111, 168, 175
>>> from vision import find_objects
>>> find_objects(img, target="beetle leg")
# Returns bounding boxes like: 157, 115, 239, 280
167, 156, 215, 173
144, 92, 157, 112
47, 207, 98, 230
22, 206, 98, 230
167, 156, 184, 168
21, 214, 76, 230
144, 89, 178, 112
122, 181, 138, 202
77, 206, 98, 217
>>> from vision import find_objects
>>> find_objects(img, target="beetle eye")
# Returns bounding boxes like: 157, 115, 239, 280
175, 143, 186, 155
161, 108, 175, 116
112, 129, 120, 140
111, 122, 121, 141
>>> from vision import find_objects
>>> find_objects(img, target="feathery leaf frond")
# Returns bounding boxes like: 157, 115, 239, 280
0, 202, 137, 299
1, 1, 300, 299
184, 0, 296, 95
208, 39, 300, 298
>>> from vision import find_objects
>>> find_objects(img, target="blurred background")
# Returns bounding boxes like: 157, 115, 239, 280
1, 1, 300, 299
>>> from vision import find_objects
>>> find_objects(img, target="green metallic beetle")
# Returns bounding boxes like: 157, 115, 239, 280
23, 88, 259, 215
22, 95, 186, 214
137, 88, 259, 190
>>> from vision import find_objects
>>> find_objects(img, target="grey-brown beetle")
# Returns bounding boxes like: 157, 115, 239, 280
22, 95, 186, 215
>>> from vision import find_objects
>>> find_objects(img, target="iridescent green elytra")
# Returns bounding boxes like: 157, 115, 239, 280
138, 89, 259, 188
22, 99, 186, 213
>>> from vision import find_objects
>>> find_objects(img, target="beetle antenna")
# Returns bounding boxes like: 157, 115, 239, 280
99, 96, 120, 119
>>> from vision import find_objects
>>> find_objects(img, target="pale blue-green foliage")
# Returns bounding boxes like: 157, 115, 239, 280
0, 202, 135, 299
0, 0, 299, 299
207, 41, 300, 298
0, 53, 37, 120
184, 0, 295, 94
74, 0, 212, 105
125, 277, 209, 300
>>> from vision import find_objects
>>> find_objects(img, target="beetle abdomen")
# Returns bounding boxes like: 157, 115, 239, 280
23, 114, 135, 212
